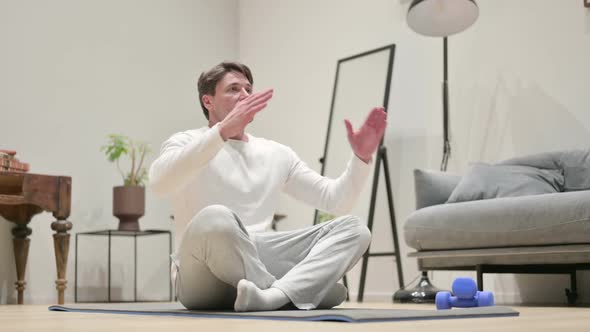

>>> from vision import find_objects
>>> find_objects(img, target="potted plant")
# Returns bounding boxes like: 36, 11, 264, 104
101, 135, 151, 231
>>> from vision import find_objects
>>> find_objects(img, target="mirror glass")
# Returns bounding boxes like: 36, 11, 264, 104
317, 46, 394, 223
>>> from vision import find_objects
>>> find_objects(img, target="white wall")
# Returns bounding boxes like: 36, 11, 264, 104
0, 0, 238, 304
239, 0, 590, 304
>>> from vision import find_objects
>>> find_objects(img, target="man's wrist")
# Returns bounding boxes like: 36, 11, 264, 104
217, 123, 229, 141
355, 153, 371, 164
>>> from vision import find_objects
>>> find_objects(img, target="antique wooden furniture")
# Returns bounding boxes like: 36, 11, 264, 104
0, 171, 72, 304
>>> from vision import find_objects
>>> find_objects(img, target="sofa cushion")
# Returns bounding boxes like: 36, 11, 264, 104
414, 169, 462, 209
446, 163, 564, 203
404, 190, 590, 250
498, 149, 590, 191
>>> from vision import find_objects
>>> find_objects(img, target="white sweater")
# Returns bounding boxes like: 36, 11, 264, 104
149, 124, 372, 248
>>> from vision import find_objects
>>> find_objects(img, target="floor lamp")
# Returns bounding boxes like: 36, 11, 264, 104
393, 0, 479, 303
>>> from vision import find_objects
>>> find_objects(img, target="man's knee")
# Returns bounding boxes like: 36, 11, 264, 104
339, 215, 372, 249
194, 204, 234, 220
187, 205, 245, 240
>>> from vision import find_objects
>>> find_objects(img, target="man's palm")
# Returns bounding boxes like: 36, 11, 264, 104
345, 107, 387, 163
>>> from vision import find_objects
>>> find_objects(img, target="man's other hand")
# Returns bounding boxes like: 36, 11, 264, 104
344, 107, 387, 163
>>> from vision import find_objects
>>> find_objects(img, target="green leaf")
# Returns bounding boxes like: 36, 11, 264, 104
101, 134, 151, 186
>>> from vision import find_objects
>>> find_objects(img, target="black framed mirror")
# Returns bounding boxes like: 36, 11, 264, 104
314, 44, 404, 302
315, 44, 394, 224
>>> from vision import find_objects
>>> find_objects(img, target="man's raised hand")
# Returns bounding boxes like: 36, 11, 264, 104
344, 107, 387, 163
219, 89, 273, 140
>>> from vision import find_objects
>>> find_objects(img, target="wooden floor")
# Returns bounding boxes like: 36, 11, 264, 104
2, 301, 589, 332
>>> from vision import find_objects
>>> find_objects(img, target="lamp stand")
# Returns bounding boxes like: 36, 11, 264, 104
393, 37, 450, 303
441, 37, 451, 171
393, 271, 444, 303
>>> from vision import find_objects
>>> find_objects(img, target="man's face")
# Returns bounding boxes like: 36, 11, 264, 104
203, 71, 252, 123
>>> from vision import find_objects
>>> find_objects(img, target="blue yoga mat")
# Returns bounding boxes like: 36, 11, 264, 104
49, 302, 519, 323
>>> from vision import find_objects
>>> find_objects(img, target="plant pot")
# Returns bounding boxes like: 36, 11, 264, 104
113, 185, 145, 231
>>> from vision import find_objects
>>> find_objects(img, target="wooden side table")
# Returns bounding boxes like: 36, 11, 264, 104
0, 171, 72, 304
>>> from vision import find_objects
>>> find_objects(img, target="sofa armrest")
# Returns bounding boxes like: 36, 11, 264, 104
414, 169, 462, 209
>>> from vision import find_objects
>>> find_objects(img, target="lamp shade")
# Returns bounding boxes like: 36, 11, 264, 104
407, 0, 479, 37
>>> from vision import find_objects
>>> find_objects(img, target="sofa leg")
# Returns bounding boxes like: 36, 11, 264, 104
476, 265, 484, 291
565, 270, 578, 306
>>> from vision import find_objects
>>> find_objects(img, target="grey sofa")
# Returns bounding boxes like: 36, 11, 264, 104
403, 150, 590, 304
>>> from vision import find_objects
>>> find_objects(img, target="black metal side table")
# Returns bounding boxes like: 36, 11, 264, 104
75, 229, 172, 302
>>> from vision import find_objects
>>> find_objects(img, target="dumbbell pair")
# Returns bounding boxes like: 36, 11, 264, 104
436, 277, 494, 310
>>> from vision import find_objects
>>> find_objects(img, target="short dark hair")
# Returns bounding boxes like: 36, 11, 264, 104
197, 61, 254, 120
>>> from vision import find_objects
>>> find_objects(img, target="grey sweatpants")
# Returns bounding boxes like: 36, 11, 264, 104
173, 205, 371, 310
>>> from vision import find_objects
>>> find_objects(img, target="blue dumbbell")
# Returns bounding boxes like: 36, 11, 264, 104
435, 277, 494, 310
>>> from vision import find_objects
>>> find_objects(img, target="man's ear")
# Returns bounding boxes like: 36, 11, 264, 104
202, 95, 214, 111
